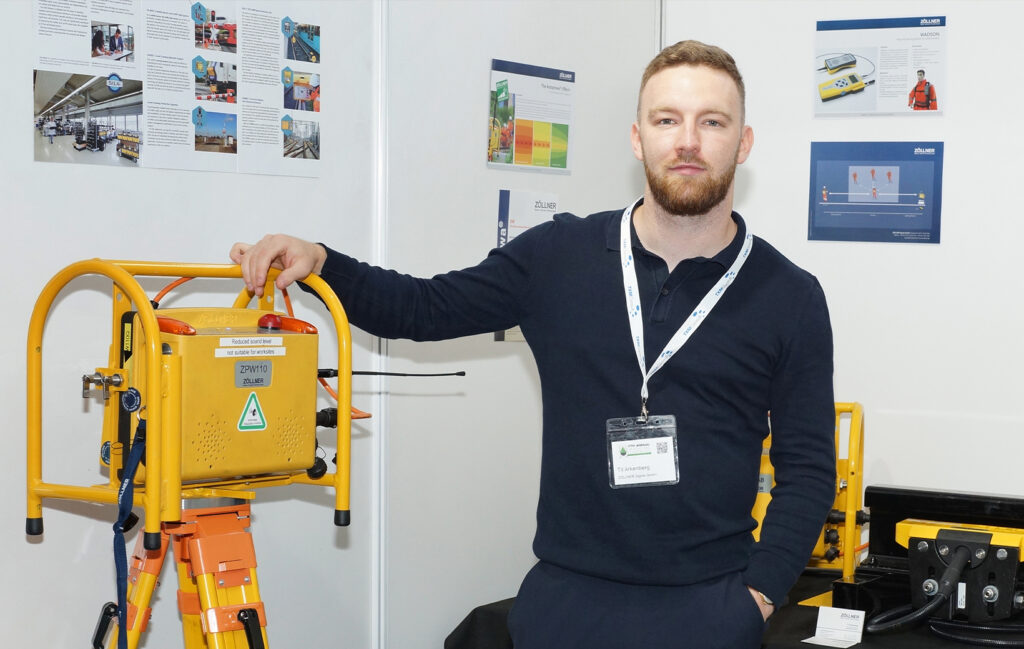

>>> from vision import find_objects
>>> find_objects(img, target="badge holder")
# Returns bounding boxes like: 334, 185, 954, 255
606, 415, 680, 489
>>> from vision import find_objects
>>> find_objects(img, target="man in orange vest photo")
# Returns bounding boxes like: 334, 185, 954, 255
908, 69, 937, 110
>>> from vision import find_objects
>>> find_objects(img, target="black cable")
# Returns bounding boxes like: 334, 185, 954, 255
353, 371, 466, 377
928, 619, 1024, 647
865, 545, 971, 634
318, 368, 465, 378
931, 620, 1024, 634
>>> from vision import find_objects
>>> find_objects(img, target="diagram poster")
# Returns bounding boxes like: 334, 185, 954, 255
487, 59, 574, 173
814, 16, 945, 116
808, 142, 943, 244
494, 188, 558, 342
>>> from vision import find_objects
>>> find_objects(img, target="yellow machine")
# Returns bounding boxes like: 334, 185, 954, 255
752, 402, 866, 582
818, 72, 867, 101
894, 519, 1024, 625
26, 260, 354, 649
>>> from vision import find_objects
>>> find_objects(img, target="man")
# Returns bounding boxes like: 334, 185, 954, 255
908, 69, 937, 110
44, 117, 57, 144
109, 28, 124, 53
231, 40, 835, 648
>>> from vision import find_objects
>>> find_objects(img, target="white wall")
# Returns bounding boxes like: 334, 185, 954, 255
6, 1, 656, 648
6, 1, 379, 647
381, 1, 656, 646
664, 0, 1024, 495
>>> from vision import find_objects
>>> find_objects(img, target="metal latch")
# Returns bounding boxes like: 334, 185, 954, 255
82, 371, 123, 401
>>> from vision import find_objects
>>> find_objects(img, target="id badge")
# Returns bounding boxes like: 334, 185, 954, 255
606, 415, 679, 488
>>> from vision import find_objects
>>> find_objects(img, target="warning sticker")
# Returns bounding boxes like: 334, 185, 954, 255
220, 336, 282, 347
216, 347, 287, 358
238, 392, 268, 431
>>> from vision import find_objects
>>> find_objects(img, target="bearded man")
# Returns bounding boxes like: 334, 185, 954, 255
232, 40, 835, 649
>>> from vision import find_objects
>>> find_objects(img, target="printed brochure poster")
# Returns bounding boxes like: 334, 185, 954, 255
808, 141, 943, 244
488, 59, 574, 173
494, 188, 559, 342
814, 16, 945, 116
32, 0, 322, 176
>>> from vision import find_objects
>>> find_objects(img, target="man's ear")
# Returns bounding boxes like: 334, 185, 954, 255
630, 122, 644, 162
736, 125, 754, 165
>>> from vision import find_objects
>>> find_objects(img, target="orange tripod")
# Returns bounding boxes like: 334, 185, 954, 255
96, 501, 269, 649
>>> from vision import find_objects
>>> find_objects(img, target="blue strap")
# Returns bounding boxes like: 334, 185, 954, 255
113, 420, 146, 649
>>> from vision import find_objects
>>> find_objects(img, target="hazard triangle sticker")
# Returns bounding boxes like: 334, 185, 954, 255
238, 392, 267, 431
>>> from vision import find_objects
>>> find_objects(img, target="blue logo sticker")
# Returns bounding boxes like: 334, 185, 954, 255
192, 106, 205, 126
191, 2, 207, 24
120, 387, 142, 413
281, 67, 294, 88
192, 56, 208, 79
281, 114, 293, 135
281, 16, 295, 37
107, 74, 123, 93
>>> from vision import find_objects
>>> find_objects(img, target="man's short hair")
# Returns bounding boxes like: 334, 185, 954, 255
917, 69, 925, 75
115, 29, 121, 34
637, 40, 745, 119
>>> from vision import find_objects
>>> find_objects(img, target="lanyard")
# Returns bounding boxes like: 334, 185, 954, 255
619, 200, 753, 420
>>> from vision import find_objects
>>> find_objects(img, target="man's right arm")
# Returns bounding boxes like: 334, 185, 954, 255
230, 218, 553, 342
230, 234, 327, 297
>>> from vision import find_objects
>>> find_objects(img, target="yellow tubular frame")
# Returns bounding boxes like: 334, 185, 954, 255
26, 260, 353, 539
834, 402, 864, 578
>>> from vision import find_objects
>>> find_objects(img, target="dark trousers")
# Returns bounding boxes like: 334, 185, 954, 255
508, 561, 766, 649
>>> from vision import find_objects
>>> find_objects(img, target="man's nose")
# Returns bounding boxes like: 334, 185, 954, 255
673, 122, 700, 155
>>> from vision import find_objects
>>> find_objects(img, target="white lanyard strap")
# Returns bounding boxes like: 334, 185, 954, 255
619, 200, 754, 420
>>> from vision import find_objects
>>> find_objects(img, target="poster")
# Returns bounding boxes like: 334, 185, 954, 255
32, 0, 322, 176
494, 188, 559, 342
487, 59, 574, 173
814, 16, 945, 116
808, 141, 943, 244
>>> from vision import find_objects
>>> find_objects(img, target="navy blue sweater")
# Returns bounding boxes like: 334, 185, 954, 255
313, 206, 836, 604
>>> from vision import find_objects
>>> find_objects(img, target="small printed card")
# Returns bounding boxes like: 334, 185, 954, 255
802, 606, 865, 648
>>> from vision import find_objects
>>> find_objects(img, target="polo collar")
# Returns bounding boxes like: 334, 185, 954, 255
606, 197, 749, 268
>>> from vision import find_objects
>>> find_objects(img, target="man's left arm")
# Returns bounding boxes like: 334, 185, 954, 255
743, 278, 836, 609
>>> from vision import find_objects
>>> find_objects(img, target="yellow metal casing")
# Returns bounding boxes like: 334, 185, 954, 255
751, 436, 772, 542
27, 260, 353, 542
128, 307, 319, 482
752, 402, 865, 579
896, 519, 1024, 555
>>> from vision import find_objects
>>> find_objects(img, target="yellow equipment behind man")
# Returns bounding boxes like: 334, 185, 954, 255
752, 402, 866, 582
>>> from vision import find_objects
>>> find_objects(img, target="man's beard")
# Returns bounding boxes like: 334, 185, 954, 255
644, 154, 737, 217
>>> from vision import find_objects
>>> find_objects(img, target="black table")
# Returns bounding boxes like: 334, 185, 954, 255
446, 572, 1018, 648
764, 573, 966, 648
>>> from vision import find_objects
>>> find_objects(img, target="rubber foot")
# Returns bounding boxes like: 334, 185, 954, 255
144, 531, 161, 550
334, 510, 351, 527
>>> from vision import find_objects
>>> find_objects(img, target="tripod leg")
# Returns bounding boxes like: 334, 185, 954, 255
107, 530, 169, 648
175, 504, 269, 649
172, 533, 207, 649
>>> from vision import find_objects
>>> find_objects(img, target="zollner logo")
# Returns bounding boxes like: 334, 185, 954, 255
914, 147, 936, 155
920, 18, 941, 25
559, 72, 573, 80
